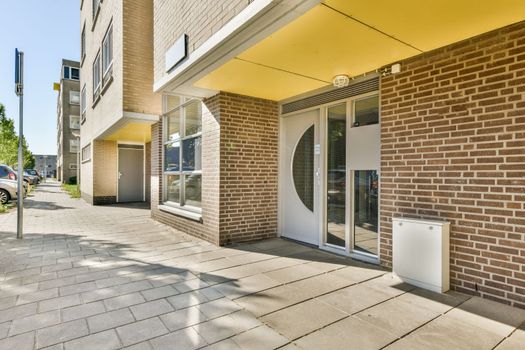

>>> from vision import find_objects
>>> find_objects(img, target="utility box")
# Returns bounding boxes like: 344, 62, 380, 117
393, 217, 450, 293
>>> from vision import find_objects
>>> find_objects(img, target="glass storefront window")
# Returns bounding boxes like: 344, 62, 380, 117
326, 103, 347, 248
163, 96, 203, 210
184, 174, 202, 208
166, 174, 180, 203
184, 100, 202, 136
353, 170, 379, 255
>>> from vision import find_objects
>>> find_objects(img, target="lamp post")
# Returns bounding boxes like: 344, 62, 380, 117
15, 49, 24, 239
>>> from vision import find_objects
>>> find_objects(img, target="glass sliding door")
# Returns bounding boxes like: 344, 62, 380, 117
326, 104, 347, 248
353, 170, 379, 255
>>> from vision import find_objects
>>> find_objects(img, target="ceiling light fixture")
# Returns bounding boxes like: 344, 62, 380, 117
332, 74, 350, 88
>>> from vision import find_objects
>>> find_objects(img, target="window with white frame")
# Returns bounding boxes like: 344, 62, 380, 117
82, 143, 91, 162
163, 97, 202, 211
70, 116, 80, 129
70, 139, 79, 153
70, 91, 80, 105
81, 85, 87, 117
102, 23, 113, 78
63, 66, 80, 80
93, 52, 101, 100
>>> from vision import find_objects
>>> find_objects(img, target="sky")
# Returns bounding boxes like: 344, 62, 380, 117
0, 0, 80, 155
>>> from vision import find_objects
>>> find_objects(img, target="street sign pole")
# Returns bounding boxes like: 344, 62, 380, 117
15, 49, 24, 239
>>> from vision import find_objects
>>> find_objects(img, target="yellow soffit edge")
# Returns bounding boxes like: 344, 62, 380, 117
194, 0, 525, 101
104, 122, 152, 143
324, 0, 525, 52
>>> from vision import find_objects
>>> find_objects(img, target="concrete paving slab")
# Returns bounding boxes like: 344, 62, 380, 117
0, 182, 523, 350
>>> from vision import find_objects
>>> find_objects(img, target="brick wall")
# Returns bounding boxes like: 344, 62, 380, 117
92, 140, 117, 203
219, 92, 279, 244
153, 0, 252, 83
151, 95, 221, 244
151, 92, 279, 245
380, 21, 525, 307
123, 0, 162, 116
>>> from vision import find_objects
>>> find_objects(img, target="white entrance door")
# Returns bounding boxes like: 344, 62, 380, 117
280, 110, 320, 245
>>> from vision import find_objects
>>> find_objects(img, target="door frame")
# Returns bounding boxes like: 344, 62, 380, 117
116, 141, 146, 203
278, 91, 381, 264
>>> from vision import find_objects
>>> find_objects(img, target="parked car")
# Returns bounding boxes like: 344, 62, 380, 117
0, 165, 27, 204
0, 178, 20, 204
25, 169, 41, 184
23, 170, 39, 185
0, 164, 17, 181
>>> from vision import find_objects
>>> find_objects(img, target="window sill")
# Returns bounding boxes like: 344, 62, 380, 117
92, 90, 101, 108
159, 204, 202, 222
101, 70, 113, 95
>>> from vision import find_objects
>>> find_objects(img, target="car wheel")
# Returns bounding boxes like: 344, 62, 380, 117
0, 189, 9, 205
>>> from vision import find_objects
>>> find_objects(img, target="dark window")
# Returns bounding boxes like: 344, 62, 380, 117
292, 125, 315, 212
71, 68, 80, 80
353, 96, 379, 127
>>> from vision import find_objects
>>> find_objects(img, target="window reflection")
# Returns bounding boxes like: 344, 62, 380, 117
326, 103, 346, 248
184, 174, 201, 207
354, 96, 379, 127
164, 142, 180, 172
354, 170, 379, 255
182, 137, 202, 171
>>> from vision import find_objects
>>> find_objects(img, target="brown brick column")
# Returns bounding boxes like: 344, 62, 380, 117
218, 92, 279, 245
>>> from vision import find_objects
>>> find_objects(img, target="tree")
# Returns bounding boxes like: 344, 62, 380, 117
0, 103, 35, 169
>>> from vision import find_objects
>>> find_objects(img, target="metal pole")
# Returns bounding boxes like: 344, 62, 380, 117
17, 52, 24, 239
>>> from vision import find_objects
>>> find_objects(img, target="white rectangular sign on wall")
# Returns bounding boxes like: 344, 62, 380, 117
165, 34, 188, 72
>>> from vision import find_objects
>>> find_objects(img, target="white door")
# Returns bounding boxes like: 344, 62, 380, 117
280, 110, 320, 245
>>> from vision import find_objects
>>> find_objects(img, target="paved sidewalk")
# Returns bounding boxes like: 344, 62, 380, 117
0, 182, 524, 350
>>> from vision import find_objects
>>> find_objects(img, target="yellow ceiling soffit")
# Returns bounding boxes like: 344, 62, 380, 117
193, 1, 525, 101
195, 59, 328, 101
324, 0, 525, 52
194, 5, 420, 100
104, 122, 152, 143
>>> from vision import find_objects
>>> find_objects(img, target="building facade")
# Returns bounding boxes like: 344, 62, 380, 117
79, 0, 161, 204
149, 0, 525, 307
34, 154, 57, 179
56, 59, 80, 183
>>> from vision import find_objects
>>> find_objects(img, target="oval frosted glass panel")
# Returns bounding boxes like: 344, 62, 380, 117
292, 125, 314, 212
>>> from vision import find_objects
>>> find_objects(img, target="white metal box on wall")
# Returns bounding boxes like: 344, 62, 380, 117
392, 217, 450, 293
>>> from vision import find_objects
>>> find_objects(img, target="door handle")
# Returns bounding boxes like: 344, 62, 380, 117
316, 168, 320, 185
118, 172, 122, 179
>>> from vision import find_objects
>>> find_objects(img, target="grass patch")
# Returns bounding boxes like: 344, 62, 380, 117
0, 202, 15, 214
61, 184, 81, 198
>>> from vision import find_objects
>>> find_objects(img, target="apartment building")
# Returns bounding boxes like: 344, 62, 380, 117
79, 0, 160, 204
55, 59, 81, 183
150, 0, 525, 307
35, 154, 57, 179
